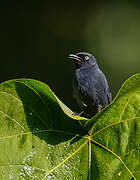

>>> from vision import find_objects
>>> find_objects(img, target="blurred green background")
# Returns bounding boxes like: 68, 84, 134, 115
1, 0, 140, 112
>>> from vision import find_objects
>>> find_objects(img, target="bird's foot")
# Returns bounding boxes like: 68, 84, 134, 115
72, 111, 84, 116
72, 112, 79, 116
97, 105, 103, 112
78, 111, 84, 116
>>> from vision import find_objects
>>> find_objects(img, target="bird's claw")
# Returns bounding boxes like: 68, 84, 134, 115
72, 111, 84, 116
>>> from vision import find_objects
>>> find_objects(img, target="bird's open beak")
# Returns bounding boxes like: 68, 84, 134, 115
68, 54, 81, 62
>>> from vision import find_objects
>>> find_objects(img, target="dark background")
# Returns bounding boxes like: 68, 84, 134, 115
1, 0, 140, 112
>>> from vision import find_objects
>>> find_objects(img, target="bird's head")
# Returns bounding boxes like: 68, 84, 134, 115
68, 52, 97, 69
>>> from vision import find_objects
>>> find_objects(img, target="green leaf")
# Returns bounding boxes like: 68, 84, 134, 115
0, 74, 140, 179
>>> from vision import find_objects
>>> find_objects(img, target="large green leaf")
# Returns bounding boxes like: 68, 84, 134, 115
0, 74, 139, 180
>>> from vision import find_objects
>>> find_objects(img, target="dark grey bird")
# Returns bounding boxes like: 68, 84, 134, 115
69, 52, 112, 118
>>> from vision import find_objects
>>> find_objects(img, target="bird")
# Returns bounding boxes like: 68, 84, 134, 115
69, 52, 112, 118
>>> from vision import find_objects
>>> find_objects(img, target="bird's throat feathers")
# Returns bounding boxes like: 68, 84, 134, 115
75, 62, 98, 69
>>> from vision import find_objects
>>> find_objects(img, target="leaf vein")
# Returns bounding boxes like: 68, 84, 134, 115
90, 138, 136, 180
0, 110, 24, 130
0, 91, 45, 126
0, 129, 79, 140
92, 116, 140, 137
119, 95, 133, 121
42, 140, 88, 180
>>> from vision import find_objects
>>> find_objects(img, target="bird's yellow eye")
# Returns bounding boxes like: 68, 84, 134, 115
85, 56, 89, 60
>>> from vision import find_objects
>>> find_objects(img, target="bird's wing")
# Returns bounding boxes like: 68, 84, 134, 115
106, 85, 112, 104
74, 68, 112, 108
91, 68, 112, 107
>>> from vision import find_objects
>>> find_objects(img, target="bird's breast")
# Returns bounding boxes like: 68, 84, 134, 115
74, 68, 97, 99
